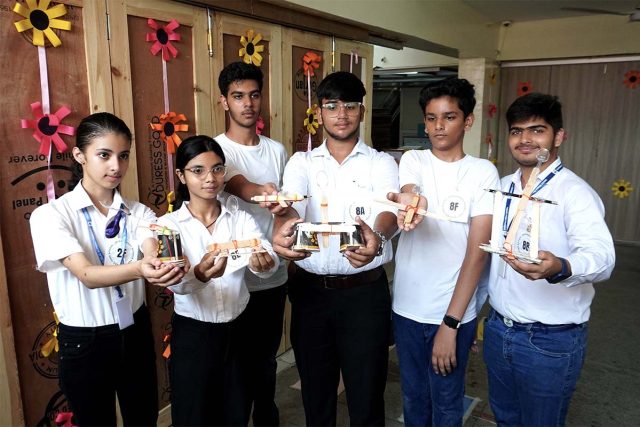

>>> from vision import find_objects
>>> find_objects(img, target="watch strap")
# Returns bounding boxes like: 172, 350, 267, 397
546, 257, 571, 284
443, 314, 461, 329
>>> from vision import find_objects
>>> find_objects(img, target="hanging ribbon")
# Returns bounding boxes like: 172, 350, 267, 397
146, 18, 183, 212
349, 49, 359, 73
303, 51, 321, 151
14, 1, 74, 202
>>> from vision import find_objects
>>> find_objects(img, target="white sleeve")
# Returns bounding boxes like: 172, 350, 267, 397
398, 150, 422, 189
29, 204, 84, 273
281, 152, 309, 218
371, 152, 400, 217
471, 162, 500, 217
561, 183, 615, 287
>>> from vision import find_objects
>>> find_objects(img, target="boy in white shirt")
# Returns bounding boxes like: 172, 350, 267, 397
216, 61, 288, 426
390, 78, 499, 426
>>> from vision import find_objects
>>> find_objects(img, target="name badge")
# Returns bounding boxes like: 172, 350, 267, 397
442, 193, 470, 223
347, 200, 372, 221
106, 238, 137, 265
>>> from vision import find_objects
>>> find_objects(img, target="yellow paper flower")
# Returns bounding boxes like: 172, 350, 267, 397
612, 179, 634, 199
239, 29, 264, 66
304, 105, 319, 135
40, 311, 59, 357
13, 0, 72, 47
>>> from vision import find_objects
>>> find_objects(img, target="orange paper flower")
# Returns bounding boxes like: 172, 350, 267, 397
239, 29, 264, 66
303, 51, 322, 77
304, 105, 319, 135
150, 112, 188, 154
13, 0, 71, 47
623, 70, 640, 89
146, 18, 180, 61
517, 81, 533, 97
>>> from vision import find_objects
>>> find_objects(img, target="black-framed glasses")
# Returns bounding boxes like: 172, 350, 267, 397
183, 165, 227, 179
320, 102, 362, 117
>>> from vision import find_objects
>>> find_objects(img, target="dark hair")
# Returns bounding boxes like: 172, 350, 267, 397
174, 135, 226, 209
218, 61, 264, 96
316, 71, 366, 103
70, 112, 132, 189
419, 78, 476, 118
506, 93, 563, 133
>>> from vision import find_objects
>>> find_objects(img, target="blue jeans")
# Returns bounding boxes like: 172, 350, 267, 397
483, 309, 588, 427
393, 312, 476, 427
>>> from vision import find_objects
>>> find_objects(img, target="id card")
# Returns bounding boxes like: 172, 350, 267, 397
115, 293, 134, 330
441, 193, 470, 223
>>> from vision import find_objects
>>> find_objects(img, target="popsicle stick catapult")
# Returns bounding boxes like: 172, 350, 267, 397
206, 196, 266, 258
373, 198, 452, 222
250, 193, 308, 208
479, 149, 556, 264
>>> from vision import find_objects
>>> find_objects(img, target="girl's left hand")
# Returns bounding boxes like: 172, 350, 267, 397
249, 247, 276, 272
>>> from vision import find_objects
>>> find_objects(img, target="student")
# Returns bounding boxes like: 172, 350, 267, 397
482, 93, 615, 426
272, 71, 399, 426
389, 78, 499, 426
216, 61, 289, 426
29, 112, 187, 426
158, 135, 279, 426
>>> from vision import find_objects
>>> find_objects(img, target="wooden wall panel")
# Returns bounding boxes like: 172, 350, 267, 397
498, 61, 640, 242
0, 0, 96, 424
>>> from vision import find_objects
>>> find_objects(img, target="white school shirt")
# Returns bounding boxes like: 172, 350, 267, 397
483, 158, 615, 325
30, 182, 154, 327
217, 133, 289, 292
393, 150, 499, 325
281, 140, 399, 275
158, 202, 279, 323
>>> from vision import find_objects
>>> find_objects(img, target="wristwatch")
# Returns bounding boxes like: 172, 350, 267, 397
373, 230, 386, 256
546, 257, 571, 284
443, 314, 461, 329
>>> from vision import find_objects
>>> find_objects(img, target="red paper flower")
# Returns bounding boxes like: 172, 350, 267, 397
146, 19, 180, 61
487, 103, 497, 119
517, 81, 533, 97
623, 70, 640, 89
303, 51, 321, 77
150, 112, 188, 154
255, 116, 265, 135
21, 102, 75, 155
55, 412, 76, 427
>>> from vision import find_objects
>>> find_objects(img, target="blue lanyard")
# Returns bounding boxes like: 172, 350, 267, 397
502, 163, 563, 233
81, 205, 127, 298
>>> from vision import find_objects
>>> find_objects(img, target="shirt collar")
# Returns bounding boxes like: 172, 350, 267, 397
175, 200, 232, 223
512, 157, 563, 187
311, 139, 369, 160
67, 180, 130, 212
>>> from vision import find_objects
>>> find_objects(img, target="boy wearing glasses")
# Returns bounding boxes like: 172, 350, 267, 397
215, 61, 289, 426
272, 71, 399, 426
389, 78, 499, 426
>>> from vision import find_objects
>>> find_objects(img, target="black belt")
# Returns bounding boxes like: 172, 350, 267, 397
293, 265, 385, 290
491, 309, 584, 332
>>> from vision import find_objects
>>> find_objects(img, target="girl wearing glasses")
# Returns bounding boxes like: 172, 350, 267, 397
157, 135, 278, 426
29, 112, 187, 426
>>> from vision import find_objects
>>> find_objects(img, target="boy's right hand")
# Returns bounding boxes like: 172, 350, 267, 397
387, 192, 428, 231
272, 217, 311, 261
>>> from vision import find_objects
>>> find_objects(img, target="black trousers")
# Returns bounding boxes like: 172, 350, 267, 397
236, 284, 287, 426
169, 312, 250, 426
57, 305, 158, 427
288, 267, 391, 427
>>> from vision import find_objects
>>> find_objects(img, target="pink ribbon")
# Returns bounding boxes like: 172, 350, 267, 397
349, 49, 359, 73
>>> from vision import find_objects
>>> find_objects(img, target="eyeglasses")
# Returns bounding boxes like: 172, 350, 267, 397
183, 165, 227, 179
320, 102, 362, 117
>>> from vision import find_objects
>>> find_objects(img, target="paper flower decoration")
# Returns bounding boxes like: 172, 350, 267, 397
55, 412, 75, 427
612, 179, 633, 199
146, 18, 180, 61
487, 103, 497, 119
303, 51, 322, 77
13, 0, 71, 47
239, 29, 264, 66
255, 115, 265, 135
150, 112, 188, 154
21, 102, 75, 155
304, 105, 319, 135
517, 81, 533, 97
40, 312, 59, 357
623, 70, 639, 89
